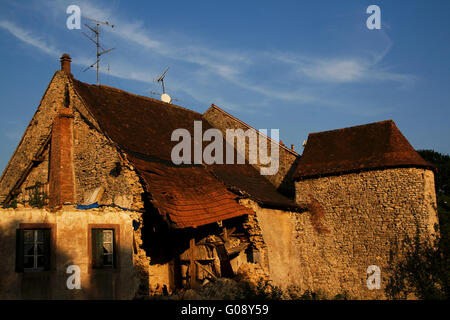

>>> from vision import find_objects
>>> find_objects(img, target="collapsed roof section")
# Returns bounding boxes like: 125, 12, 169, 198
71, 79, 301, 228
127, 155, 253, 228
295, 120, 434, 180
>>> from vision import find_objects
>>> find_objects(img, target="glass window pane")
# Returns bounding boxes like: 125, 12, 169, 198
24, 256, 34, 268
37, 244, 44, 255
24, 230, 33, 242
36, 230, 44, 242
37, 255, 45, 268
103, 243, 113, 254
103, 254, 113, 267
24, 244, 34, 255
103, 230, 113, 243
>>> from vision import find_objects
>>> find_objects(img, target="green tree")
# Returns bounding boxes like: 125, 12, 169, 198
385, 150, 450, 299
418, 150, 450, 252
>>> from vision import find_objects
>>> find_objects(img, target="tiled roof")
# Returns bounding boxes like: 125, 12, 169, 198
295, 120, 434, 180
71, 80, 201, 162
128, 155, 253, 228
71, 79, 298, 228
210, 163, 300, 211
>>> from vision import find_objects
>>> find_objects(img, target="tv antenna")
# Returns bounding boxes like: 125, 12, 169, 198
82, 17, 115, 85
150, 67, 179, 104
155, 67, 172, 103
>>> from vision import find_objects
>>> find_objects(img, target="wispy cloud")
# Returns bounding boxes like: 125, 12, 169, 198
0, 20, 60, 57
303, 59, 366, 82
75, 0, 246, 80
0, 0, 415, 116
275, 52, 415, 85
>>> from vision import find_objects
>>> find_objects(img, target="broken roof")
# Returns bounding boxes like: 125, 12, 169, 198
71, 79, 299, 228
295, 120, 434, 180
127, 155, 253, 228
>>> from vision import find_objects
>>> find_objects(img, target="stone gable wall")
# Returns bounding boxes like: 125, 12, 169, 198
16, 146, 50, 205
0, 72, 146, 212
0, 71, 68, 204
203, 106, 299, 196
72, 105, 145, 211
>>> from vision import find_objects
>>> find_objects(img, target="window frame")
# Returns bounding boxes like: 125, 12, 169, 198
23, 229, 45, 271
88, 224, 120, 273
16, 223, 56, 273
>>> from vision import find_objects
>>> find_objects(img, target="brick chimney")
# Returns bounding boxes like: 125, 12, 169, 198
60, 53, 72, 75
48, 72, 75, 208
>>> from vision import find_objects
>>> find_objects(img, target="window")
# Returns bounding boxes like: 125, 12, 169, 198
92, 229, 116, 269
16, 228, 51, 272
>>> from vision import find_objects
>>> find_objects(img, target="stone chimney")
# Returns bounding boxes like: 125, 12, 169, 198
60, 53, 72, 75
291, 144, 295, 151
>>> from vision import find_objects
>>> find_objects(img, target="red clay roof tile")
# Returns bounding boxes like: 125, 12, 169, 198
295, 120, 434, 180
71, 79, 297, 228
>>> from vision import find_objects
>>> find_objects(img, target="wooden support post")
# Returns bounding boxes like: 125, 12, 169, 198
223, 227, 228, 242
189, 237, 197, 289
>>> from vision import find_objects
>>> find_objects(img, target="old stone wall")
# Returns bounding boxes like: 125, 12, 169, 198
293, 168, 439, 299
0, 71, 69, 204
69, 91, 151, 294
16, 146, 50, 206
238, 168, 438, 299
0, 206, 139, 299
203, 106, 299, 196
72, 106, 145, 211
0, 72, 146, 212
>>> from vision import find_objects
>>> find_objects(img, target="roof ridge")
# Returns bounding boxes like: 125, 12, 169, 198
296, 119, 434, 179
209, 104, 300, 156
0, 70, 63, 186
308, 120, 394, 136
72, 79, 202, 116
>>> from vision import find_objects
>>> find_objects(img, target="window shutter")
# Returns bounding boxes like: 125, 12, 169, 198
43, 229, 51, 271
92, 229, 103, 268
15, 229, 24, 272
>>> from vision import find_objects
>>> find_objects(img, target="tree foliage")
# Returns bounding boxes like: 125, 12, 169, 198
418, 149, 450, 252
385, 150, 450, 299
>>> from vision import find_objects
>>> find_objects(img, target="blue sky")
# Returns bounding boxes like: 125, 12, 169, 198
0, 0, 449, 173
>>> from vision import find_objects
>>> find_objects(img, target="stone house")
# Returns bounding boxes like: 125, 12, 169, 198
0, 54, 439, 299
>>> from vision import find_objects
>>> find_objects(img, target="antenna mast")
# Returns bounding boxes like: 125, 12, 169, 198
157, 67, 170, 93
82, 17, 115, 85
154, 67, 174, 103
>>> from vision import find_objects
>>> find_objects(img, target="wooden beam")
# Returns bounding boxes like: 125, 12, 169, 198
5, 134, 51, 204
189, 237, 197, 289
223, 227, 228, 242
195, 261, 217, 279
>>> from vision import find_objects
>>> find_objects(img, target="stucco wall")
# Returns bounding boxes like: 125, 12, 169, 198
240, 199, 300, 289
0, 206, 138, 299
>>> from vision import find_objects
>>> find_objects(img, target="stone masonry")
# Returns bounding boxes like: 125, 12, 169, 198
294, 168, 438, 299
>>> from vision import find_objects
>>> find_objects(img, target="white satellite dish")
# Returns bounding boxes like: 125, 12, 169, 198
161, 93, 172, 104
